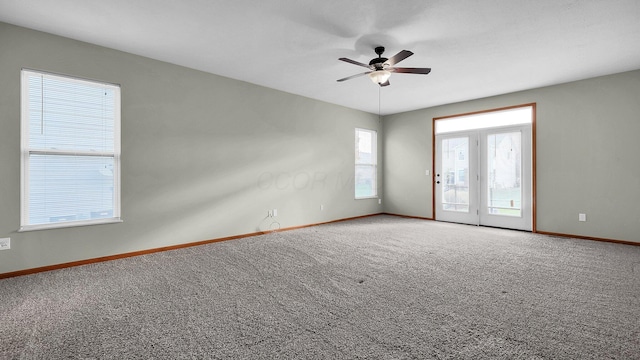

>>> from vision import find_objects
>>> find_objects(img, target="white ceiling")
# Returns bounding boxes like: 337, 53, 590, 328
1, 0, 640, 115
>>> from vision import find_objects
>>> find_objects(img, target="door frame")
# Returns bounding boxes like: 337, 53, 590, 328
432, 103, 537, 232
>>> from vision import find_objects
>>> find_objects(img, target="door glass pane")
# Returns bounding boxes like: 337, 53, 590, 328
487, 132, 521, 217
441, 137, 469, 212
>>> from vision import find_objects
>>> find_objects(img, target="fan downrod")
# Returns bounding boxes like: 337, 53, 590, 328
370, 46, 388, 68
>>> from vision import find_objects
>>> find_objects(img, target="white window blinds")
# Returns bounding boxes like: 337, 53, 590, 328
20, 69, 121, 231
355, 128, 377, 199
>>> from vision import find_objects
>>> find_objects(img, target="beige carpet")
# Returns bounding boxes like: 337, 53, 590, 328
1, 215, 639, 359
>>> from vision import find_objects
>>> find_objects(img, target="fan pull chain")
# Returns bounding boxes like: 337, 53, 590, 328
378, 87, 381, 122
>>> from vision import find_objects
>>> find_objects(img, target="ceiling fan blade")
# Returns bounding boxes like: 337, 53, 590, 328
379, 80, 390, 87
337, 72, 371, 82
384, 50, 413, 66
391, 67, 432, 74
339, 57, 372, 69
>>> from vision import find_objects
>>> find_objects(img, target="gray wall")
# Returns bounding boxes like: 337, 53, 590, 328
0, 23, 382, 274
383, 70, 640, 243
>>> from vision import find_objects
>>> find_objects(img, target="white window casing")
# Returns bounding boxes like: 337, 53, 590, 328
20, 69, 121, 231
355, 128, 377, 199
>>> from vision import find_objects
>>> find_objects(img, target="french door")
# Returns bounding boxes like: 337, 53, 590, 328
435, 125, 532, 231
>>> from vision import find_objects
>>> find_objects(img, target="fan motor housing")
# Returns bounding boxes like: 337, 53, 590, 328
369, 57, 388, 67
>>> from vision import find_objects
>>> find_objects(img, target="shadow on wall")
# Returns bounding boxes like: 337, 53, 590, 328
123, 144, 356, 248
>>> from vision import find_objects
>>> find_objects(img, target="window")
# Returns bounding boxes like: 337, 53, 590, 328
20, 69, 121, 231
434, 106, 532, 134
355, 128, 377, 199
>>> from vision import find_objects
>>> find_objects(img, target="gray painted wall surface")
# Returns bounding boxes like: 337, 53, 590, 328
0, 23, 382, 274
383, 70, 640, 243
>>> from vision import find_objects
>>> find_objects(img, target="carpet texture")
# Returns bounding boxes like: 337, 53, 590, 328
1, 215, 639, 359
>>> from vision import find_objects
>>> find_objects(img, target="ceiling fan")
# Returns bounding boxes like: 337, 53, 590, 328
337, 46, 431, 87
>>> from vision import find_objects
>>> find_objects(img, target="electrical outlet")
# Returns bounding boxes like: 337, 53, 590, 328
320, 204, 324, 211
273, 209, 278, 217
378, 199, 382, 205
579, 213, 587, 222
0, 238, 10, 250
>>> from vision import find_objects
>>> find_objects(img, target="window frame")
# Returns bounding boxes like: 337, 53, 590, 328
354, 127, 378, 200
20, 69, 122, 231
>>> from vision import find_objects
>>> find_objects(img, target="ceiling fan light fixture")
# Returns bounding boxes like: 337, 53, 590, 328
337, 47, 429, 86
369, 70, 391, 84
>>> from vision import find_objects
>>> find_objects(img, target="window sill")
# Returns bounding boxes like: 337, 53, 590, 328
19, 218, 123, 232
